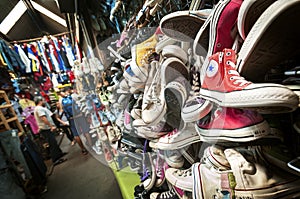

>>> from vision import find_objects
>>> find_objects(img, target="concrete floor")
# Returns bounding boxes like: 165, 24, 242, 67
42, 134, 123, 199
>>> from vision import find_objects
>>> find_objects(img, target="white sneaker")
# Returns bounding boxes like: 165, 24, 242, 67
193, 147, 300, 199
165, 167, 193, 192
149, 123, 201, 150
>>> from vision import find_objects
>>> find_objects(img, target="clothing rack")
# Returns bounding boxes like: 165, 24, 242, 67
10, 31, 73, 44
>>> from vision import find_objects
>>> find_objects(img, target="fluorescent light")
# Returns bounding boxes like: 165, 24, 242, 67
0, 1, 27, 34
31, 1, 67, 27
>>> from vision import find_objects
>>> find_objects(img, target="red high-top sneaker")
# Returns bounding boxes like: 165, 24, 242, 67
200, 48, 299, 114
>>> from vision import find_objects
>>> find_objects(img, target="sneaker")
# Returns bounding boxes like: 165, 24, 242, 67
237, 0, 300, 82
160, 9, 209, 42
104, 110, 116, 123
135, 121, 173, 140
150, 186, 181, 199
161, 45, 188, 65
200, 48, 299, 114
149, 122, 201, 150
192, 147, 300, 199
131, 94, 143, 120
193, 0, 242, 59
91, 112, 101, 128
164, 150, 184, 169
237, 0, 276, 40
165, 167, 193, 192
106, 125, 119, 143
98, 110, 109, 126
130, 32, 159, 82
97, 127, 108, 142
164, 76, 189, 129
140, 63, 167, 126
141, 152, 156, 191
195, 107, 274, 143
181, 95, 213, 123
92, 144, 102, 155
155, 150, 168, 187
181, 64, 213, 123
161, 57, 189, 85
103, 144, 113, 163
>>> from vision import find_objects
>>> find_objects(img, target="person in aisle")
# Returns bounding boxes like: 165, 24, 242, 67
60, 88, 89, 155
33, 96, 67, 165
53, 101, 76, 146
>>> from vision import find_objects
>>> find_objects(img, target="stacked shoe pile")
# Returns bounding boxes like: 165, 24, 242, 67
150, 0, 300, 198
74, 0, 300, 198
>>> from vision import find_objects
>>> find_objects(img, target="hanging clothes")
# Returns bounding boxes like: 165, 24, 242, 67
19, 98, 36, 110
49, 37, 66, 71
14, 44, 31, 73
36, 41, 51, 72
62, 36, 76, 67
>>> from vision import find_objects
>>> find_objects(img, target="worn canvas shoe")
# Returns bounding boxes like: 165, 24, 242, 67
141, 65, 167, 125
237, 0, 300, 82
193, 0, 242, 58
154, 151, 168, 187
141, 152, 156, 191
181, 95, 213, 123
237, 0, 276, 40
164, 76, 189, 129
195, 107, 274, 143
161, 45, 188, 65
164, 149, 185, 169
131, 93, 143, 120
193, 148, 300, 199
181, 64, 213, 123
200, 48, 299, 114
130, 33, 159, 82
149, 123, 201, 150
160, 9, 210, 42
134, 121, 173, 140
165, 167, 193, 192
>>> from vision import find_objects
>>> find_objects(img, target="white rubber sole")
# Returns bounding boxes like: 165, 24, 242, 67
200, 84, 299, 114
237, 0, 300, 82
237, 0, 277, 40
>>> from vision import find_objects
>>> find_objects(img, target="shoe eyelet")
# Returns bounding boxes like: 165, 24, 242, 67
226, 51, 231, 56
229, 77, 234, 80
226, 61, 231, 65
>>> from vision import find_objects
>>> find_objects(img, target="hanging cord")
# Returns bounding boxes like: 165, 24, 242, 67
9, 31, 73, 44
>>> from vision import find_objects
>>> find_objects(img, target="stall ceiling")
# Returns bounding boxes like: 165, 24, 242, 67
0, 0, 68, 41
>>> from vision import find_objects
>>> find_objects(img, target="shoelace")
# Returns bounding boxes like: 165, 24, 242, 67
163, 129, 178, 139
227, 61, 251, 87
175, 168, 192, 177
145, 66, 162, 105
159, 188, 177, 199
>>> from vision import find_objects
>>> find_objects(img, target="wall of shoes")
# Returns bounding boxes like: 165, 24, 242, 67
72, 0, 300, 198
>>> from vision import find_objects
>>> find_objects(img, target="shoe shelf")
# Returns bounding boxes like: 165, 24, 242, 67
0, 90, 24, 135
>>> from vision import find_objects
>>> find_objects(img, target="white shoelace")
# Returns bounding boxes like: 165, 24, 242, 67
227, 61, 250, 87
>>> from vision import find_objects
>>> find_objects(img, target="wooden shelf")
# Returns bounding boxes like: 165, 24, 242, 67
0, 104, 13, 109
0, 90, 24, 133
